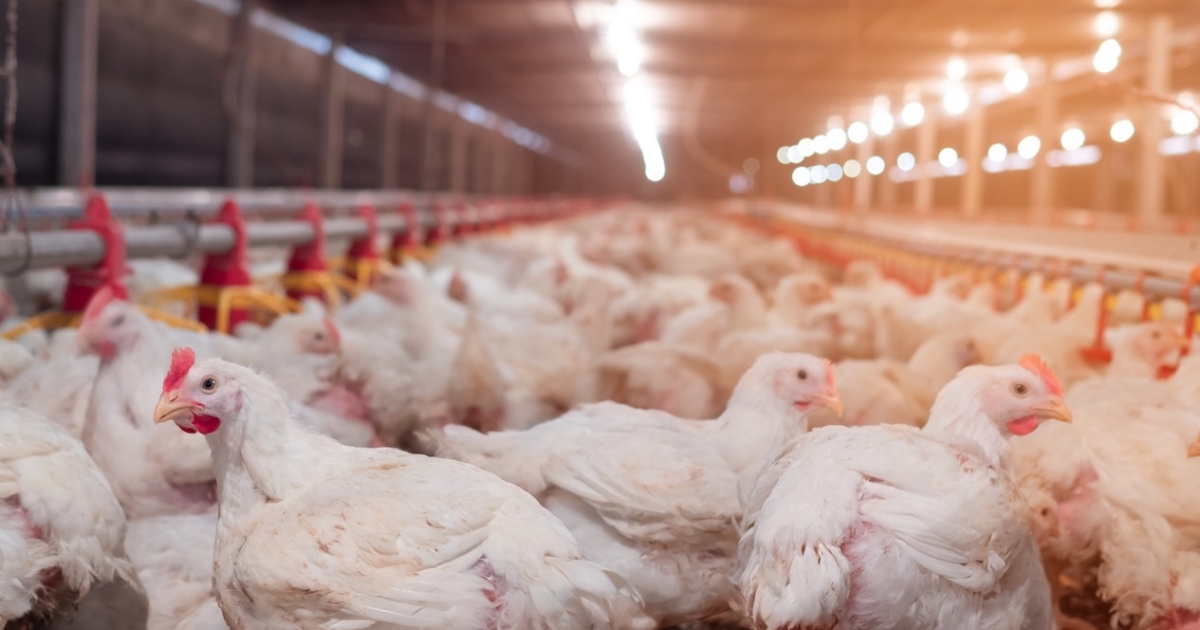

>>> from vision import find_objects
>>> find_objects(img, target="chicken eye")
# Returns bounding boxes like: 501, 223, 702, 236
797, 369, 808, 380
111, 315, 125, 326
201, 377, 217, 392
314, 332, 325, 341
1152, 330, 1162, 340
1011, 382, 1029, 396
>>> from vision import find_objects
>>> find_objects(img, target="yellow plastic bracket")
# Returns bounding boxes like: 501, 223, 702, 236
2, 311, 80, 341
195, 285, 302, 334
341, 258, 383, 292
277, 271, 364, 312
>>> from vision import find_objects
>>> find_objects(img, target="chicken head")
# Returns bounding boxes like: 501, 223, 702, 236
76, 285, 141, 361
733, 352, 843, 418
154, 348, 241, 435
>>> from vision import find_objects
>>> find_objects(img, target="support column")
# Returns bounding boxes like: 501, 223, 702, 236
448, 120, 468, 193
420, 0, 447, 191
853, 135, 876, 213
1138, 14, 1172, 225
962, 104, 986, 217
914, 110, 937, 213
379, 82, 402, 188
318, 35, 346, 189
1029, 59, 1058, 220
225, 0, 257, 188
57, 0, 99, 187
491, 135, 509, 194
879, 134, 898, 210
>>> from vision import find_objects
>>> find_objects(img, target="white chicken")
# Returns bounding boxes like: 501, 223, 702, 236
737, 355, 1071, 630
432, 353, 842, 625
152, 349, 653, 630
0, 401, 143, 627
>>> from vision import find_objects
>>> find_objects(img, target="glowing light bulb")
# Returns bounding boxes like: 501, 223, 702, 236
798, 138, 815, 157
1093, 38, 1121, 74
777, 146, 791, 164
1003, 68, 1029, 94
938, 147, 958, 167
810, 165, 828, 184
897, 152, 916, 171
865, 155, 885, 175
847, 122, 870, 144
1017, 135, 1041, 159
870, 110, 894, 136
792, 167, 811, 187
1093, 11, 1119, 37
1171, 109, 1199, 136
827, 128, 848, 151
813, 135, 830, 155
844, 159, 862, 178
943, 87, 969, 115
827, 163, 844, 182
786, 145, 803, 163
1060, 128, 1086, 151
987, 143, 1008, 163
946, 57, 967, 81
901, 101, 925, 127
1110, 119, 1134, 142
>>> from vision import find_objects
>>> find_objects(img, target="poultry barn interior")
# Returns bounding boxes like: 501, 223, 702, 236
0, 0, 1198, 629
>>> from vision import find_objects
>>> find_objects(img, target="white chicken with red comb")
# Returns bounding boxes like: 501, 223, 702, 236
152, 348, 653, 630
431, 352, 842, 626
736, 354, 1071, 630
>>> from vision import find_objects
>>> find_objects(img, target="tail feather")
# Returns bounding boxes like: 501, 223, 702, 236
521, 556, 653, 630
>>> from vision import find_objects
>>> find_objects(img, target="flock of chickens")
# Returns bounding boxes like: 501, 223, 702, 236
0, 205, 1195, 630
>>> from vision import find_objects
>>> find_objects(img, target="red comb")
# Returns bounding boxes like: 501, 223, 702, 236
163, 348, 196, 394
323, 317, 341, 349
1019, 353, 1062, 397
81, 284, 129, 323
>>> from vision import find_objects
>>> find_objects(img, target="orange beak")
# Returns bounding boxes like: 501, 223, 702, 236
153, 391, 200, 425
812, 392, 843, 417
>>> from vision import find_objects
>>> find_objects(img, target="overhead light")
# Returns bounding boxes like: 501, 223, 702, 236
870, 110, 894, 136
827, 128, 848, 151
1093, 11, 1120, 38
1093, 38, 1121, 74
777, 146, 791, 164
1171, 108, 1199, 136
943, 87, 969, 115
622, 77, 664, 182
1110, 118, 1134, 142
901, 101, 925, 127
813, 135, 831, 154
844, 159, 862, 178
848, 121, 870, 144
1017, 135, 1041, 159
938, 147, 958, 167
897, 152, 916, 171
792, 166, 811, 187
1060, 128, 1086, 151
827, 163, 844, 182
786, 145, 803, 163
1003, 68, 1029, 94
798, 137, 815, 156
605, 21, 644, 77
987, 143, 1008, 163
810, 164, 828, 184
946, 57, 967, 81
865, 156, 885, 175
743, 157, 761, 175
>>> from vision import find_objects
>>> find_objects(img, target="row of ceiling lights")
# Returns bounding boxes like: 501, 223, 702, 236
606, 1, 664, 183
786, 113, 1198, 188
776, 11, 1199, 175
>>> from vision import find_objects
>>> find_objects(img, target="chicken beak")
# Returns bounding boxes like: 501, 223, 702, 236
153, 392, 198, 425
811, 392, 843, 418
1036, 399, 1072, 424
